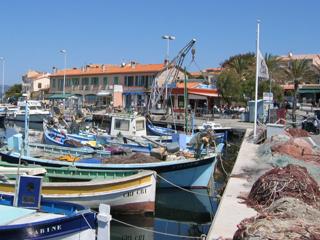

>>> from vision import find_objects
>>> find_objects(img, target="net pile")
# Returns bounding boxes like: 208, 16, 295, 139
234, 197, 320, 240
285, 128, 310, 137
246, 164, 320, 210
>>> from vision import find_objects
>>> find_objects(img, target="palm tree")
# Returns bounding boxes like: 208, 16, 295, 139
284, 59, 312, 125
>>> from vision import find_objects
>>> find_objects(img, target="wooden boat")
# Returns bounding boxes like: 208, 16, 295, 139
0, 193, 98, 239
147, 121, 177, 136
0, 166, 156, 214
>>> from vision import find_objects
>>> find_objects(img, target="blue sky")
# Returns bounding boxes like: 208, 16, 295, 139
0, 0, 319, 84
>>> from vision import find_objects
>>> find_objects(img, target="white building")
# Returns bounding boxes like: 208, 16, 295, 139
22, 70, 50, 99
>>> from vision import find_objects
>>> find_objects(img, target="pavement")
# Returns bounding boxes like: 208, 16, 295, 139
206, 130, 272, 239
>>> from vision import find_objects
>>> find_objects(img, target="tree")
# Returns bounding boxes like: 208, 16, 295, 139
284, 59, 312, 125
216, 69, 242, 104
5, 84, 22, 103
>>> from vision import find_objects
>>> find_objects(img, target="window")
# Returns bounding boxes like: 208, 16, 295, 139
113, 76, 119, 85
135, 76, 145, 87
38, 83, 42, 89
72, 78, 80, 85
58, 79, 63, 91
103, 77, 108, 85
115, 119, 130, 131
178, 95, 184, 108
82, 77, 89, 85
136, 120, 145, 131
52, 79, 56, 88
125, 76, 134, 86
91, 77, 99, 85
66, 78, 71, 87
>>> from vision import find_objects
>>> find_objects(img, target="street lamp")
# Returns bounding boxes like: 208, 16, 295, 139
60, 49, 67, 98
0, 57, 4, 103
162, 35, 175, 62
161, 35, 175, 104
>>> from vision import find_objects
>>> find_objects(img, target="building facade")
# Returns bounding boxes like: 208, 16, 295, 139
49, 62, 163, 108
22, 70, 50, 100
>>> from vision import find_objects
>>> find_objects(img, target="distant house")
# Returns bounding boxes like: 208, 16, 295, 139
279, 54, 320, 104
22, 70, 50, 100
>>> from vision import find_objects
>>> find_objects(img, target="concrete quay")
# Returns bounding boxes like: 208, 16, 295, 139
206, 130, 272, 239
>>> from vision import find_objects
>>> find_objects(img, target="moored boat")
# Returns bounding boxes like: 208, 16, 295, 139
2, 134, 223, 188
0, 192, 98, 239
0, 167, 156, 214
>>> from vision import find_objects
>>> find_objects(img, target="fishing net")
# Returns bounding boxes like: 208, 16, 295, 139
246, 164, 320, 210
285, 128, 310, 137
103, 153, 160, 164
233, 197, 320, 240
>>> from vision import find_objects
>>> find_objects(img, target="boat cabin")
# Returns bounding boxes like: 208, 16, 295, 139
17, 100, 44, 111
110, 114, 147, 137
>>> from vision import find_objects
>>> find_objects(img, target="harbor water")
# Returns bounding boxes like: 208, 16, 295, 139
0, 120, 240, 240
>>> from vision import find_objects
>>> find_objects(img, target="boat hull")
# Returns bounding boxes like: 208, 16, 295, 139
0, 194, 96, 240
0, 171, 156, 214
13, 113, 50, 123
1, 151, 217, 188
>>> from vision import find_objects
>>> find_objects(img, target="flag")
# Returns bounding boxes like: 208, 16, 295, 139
257, 49, 269, 79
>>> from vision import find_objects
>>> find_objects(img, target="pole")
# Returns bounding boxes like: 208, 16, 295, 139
254, 20, 260, 138
63, 52, 66, 109
268, 73, 271, 123
1, 58, 4, 103
24, 100, 29, 156
184, 67, 188, 134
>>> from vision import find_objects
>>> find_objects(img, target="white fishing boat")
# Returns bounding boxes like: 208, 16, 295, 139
7, 100, 50, 122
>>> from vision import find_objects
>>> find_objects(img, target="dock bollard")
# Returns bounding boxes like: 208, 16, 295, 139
97, 204, 112, 240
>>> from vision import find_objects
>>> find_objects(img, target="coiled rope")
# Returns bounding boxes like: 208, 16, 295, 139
112, 217, 207, 239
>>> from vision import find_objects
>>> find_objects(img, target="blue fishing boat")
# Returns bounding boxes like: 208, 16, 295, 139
147, 121, 177, 136
1, 134, 224, 188
0, 171, 110, 240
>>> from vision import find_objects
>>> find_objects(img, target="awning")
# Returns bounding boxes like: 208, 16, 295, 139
46, 93, 74, 99
97, 91, 112, 96
188, 90, 219, 97
298, 89, 320, 94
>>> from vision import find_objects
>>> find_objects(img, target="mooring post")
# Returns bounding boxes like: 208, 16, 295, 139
97, 204, 112, 240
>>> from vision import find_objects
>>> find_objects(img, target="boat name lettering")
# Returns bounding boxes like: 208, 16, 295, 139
32, 224, 62, 235
123, 188, 147, 198
122, 234, 146, 240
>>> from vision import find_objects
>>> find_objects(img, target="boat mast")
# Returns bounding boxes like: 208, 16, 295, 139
184, 67, 188, 134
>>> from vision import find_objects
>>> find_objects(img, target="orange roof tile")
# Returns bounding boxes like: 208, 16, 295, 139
51, 63, 165, 77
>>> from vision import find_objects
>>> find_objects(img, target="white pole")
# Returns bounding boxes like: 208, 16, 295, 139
1, 58, 4, 103
253, 20, 260, 138
97, 204, 112, 240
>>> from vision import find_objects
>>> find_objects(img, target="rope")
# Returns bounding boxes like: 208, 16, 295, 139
81, 212, 93, 229
112, 217, 206, 239
218, 155, 229, 177
156, 173, 217, 199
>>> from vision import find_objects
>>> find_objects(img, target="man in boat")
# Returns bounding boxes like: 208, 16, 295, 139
188, 129, 215, 158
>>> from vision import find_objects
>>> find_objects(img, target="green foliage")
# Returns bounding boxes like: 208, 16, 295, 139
217, 52, 285, 105
216, 69, 242, 104
5, 84, 22, 99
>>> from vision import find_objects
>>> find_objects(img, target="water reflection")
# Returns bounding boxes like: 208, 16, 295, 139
111, 189, 217, 240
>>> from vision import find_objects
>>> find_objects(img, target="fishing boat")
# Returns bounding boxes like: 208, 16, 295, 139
146, 121, 177, 136
1, 134, 224, 188
0, 173, 105, 240
43, 125, 98, 149
0, 165, 156, 214
7, 100, 50, 123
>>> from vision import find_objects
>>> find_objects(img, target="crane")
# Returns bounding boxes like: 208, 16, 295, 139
147, 39, 196, 113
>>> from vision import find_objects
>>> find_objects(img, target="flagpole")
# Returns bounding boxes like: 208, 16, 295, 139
254, 20, 260, 138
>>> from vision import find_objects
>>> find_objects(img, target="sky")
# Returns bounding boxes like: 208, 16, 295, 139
0, 0, 319, 85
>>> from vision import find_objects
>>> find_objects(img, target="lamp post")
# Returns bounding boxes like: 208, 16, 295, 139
0, 57, 4, 103
162, 35, 175, 104
162, 35, 175, 62
60, 49, 67, 109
